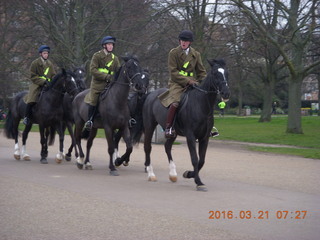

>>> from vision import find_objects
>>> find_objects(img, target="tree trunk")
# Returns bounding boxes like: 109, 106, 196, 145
259, 81, 274, 122
286, 77, 303, 134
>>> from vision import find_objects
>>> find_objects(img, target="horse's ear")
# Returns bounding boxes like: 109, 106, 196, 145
207, 59, 215, 66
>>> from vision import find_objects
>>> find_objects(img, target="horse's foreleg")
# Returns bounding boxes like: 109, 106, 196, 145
65, 122, 75, 161
20, 124, 33, 161
104, 128, 119, 176
198, 137, 209, 172
164, 138, 177, 182
39, 127, 48, 164
114, 128, 132, 167
83, 127, 97, 170
113, 130, 122, 166
144, 127, 156, 181
55, 123, 65, 164
184, 136, 207, 191
75, 123, 85, 169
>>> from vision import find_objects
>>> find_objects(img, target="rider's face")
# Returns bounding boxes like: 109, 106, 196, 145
180, 40, 191, 50
40, 51, 49, 60
104, 43, 114, 52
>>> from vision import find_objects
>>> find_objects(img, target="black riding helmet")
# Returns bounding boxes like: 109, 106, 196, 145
38, 45, 50, 53
101, 36, 116, 46
178, 30, 194, 42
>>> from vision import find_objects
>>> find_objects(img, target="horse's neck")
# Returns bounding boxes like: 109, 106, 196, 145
39, 82, 64, 105
111, 72, 130, 103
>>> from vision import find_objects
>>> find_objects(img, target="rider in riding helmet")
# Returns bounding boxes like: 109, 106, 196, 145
159, 30, 207, 138
84, 35, 120, 130
23, 45, 56, 125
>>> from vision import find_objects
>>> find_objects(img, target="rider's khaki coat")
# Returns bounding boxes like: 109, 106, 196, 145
84, 50, 120, 106
26, 57, 56, 103
159, 46, 206, 107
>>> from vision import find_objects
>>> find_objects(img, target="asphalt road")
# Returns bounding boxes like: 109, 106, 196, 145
0, 131, 319, 240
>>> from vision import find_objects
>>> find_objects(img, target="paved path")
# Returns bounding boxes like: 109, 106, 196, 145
0, 131, 319, 240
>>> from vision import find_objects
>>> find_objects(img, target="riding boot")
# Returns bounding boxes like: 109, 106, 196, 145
85, 104, 96, 130
23, 103, 34, 125
165, 104, 178, 138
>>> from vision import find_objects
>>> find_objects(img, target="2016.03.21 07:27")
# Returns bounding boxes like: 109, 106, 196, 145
208, 210, 307, 220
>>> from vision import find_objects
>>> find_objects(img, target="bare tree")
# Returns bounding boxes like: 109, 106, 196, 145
232, 0, 320, 134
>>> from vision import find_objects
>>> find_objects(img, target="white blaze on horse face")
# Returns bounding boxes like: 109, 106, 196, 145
71, 77, 76, 83
218, 68, 228, 86
141, 74, 145, 79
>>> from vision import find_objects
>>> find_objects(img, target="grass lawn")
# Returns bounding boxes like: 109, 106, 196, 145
214, 115, 320, 159
1, 115, 319, 159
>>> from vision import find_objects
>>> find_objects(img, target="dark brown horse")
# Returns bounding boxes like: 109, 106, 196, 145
72, 56, 146, 176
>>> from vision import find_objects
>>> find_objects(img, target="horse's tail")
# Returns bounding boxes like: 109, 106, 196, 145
131, 94, 148, 145
48, 126, 56, 146
4, 109, 15, 139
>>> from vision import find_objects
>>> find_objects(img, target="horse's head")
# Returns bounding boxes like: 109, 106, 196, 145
122, 55, 148, 93
207, 59, 230, 101
73, 67, 87, 91
61, 68, 79, 98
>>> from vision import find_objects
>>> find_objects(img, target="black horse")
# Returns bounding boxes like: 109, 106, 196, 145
112, 70, 150, 165
72, 56, 146, 175
4, 69, 79, 164
63, 67, 87, 161
132, 59, 230, 191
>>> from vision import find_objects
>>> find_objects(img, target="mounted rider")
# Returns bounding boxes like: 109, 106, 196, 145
23, 45, 56, 125
159, 30, 207, 138
84, 35, 121, 130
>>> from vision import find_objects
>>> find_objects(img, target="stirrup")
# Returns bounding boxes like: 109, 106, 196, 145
165, 127, 176, 139
23, 117, 29, 125
85, 120, 93, 130
210, 131, 219, 137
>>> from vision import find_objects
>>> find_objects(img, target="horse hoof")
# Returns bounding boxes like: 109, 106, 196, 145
85, 164, 93, 170
76, 162, 83, 169
23, 155, 31, 161
148, 176, 157, 182
183, 171, 191, 178
169, 175, 177, 182
55, 158, 62, 164
65, 155, 72, 161
40, 159, 48, 164
110, 170, 119, 176
123, 161, 129, 167
196, 185, 208, 192
14, 154, 21, 160
114, 158, 122, 167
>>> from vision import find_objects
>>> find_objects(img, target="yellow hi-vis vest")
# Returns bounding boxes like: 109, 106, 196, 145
179, 61, 194, 77
98, 53, 115, 75
39, 67, 51, 81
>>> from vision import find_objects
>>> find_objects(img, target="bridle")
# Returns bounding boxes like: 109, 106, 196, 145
113, 60, 142, 91
191, 67, 227, 95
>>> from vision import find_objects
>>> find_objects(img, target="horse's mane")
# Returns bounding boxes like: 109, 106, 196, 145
113, 54, 139, 81
47, 69, 76, 89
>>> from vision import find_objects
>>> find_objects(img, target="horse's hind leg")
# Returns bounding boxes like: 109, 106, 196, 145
13, 120, 21, 160
164, 137, 178, 182
21, 123, 33, 161
65, 122, 74, 161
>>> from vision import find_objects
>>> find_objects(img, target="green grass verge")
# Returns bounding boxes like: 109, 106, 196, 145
214, 115, 320, 159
